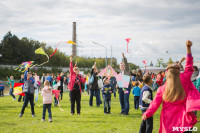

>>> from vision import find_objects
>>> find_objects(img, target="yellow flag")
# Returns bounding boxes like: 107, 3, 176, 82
14, 87, 23, 95
35, 47, 46, 55
67, 40, 76, 45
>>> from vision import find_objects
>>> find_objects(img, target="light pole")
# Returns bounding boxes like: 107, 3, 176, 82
93, 42, 107, 67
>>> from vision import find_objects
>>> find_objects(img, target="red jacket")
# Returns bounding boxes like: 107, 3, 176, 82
67, 62, 85, 93
156, 74, 163, 86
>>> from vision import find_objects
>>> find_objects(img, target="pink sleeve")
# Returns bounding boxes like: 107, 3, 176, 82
81, 76, 86, 84
182, 56, 194, 81
143, 86, 163, 118
70, 62, 73, 74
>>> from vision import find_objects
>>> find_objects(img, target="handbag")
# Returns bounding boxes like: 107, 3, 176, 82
97, 78, 103, 89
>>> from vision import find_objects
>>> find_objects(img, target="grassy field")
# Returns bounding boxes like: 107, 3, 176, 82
0, 91, 199, 133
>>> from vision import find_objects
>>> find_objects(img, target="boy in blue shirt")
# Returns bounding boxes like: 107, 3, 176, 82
102, 77, 112, 114
0, 80, 4, 97
132, 81, 140, 109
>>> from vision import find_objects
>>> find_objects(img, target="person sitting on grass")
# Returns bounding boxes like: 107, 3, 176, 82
139, 74, 153, 133
19, 69, 35, 117
0, 80, 5, 97
142, 40, 200, 133
41, 80, 53, 122
7, 76, 16, 100
102, 76, 112, 114
132, 81, 141, 110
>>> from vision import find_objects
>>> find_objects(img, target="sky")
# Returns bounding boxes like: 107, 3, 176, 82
0, 0, 200, 67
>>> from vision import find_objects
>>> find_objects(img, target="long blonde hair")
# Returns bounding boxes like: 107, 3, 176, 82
163, 64, 186, 102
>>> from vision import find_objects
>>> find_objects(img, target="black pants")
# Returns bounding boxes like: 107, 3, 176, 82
103, 96, 111, 113
70, 89, 81, 114
42, 104, 52, 119
0, 90, 4, 96
134, 96, 140, 109
21, 93, 35, 115
58, 86, 63, 100
18, 95, 24, 102
139, 109, 153, 133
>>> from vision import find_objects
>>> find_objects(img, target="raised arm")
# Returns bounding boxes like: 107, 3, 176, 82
70, 56, 74, 74
122, 53, 130, 73
142, 86, 163, 119
182, 40, 193, 80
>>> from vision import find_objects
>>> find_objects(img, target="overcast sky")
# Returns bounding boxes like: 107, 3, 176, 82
1, 0, 200, 67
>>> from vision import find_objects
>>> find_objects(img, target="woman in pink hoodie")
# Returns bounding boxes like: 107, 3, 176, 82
41, 80, 53, 122
142, 40, 200, 133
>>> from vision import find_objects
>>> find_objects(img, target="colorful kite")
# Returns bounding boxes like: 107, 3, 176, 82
125, 38, 131, 53
50, 40, 76, 58
15, 47, 49, 72
115, 74, 130, 88
143, 60, 147, 66
52, 90, 64, 111
67, 40, 76, 45
34, 47, 49, 66
98, 65, 117, 77
13, 83, 25, 96
15, 61, 34, 72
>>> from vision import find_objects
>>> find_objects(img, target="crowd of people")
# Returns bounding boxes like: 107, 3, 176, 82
0, 40, 200, 132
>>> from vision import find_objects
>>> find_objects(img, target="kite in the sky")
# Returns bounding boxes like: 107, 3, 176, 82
15, 47, 49, 72
50, 40, 76, 58
125, 38, 131, 53
34, 47, 49, 66
142, 60, 147, 66
15, 61, 34, 72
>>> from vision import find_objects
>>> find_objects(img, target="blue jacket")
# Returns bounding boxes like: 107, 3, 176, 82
132, 86, 141, 96
46, 76, 53, 82
0, 83, 4, 90
139, 85, 153, 108
102, 84, 112, 98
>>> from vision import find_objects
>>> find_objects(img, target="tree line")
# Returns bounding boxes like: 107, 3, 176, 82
0, 31, 139, 70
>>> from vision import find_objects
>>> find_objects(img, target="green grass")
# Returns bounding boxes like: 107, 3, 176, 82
0, 92, 199, 133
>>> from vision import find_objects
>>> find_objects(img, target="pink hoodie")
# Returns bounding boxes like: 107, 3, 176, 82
41, 86, 53, 104
144, 56, 200, 133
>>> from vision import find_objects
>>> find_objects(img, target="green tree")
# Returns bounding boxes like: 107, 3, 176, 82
156, 58, 164, 67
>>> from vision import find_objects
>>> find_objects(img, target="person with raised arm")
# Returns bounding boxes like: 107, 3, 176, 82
141, 40, 200, 133
68, 56, 86, 115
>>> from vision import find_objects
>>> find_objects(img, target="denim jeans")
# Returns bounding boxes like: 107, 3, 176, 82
139, 109, 153, 133
9, 88, 15, 99
103, 96, 111, 113
42, 104, 52, 119
89, 90, 100, 106
118, 88, 125, 113
124, 87, 131, 114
